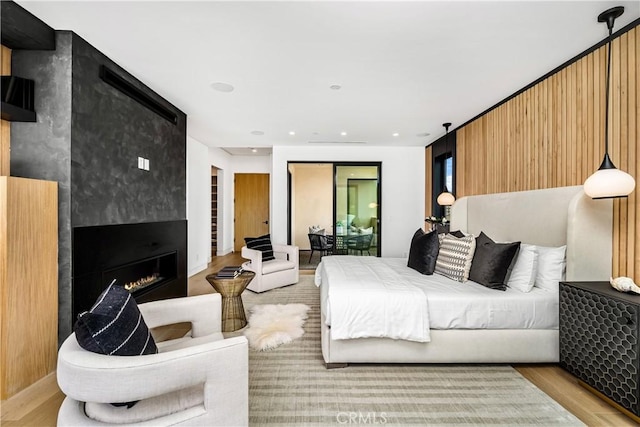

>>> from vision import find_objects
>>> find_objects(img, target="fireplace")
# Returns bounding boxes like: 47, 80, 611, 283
72, 220, 187, 321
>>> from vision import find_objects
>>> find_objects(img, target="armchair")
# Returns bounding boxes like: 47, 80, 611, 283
241, 244, 299, 293
56, 293, 248, 426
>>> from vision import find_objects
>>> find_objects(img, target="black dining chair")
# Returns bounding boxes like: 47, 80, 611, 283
308, 233, 333, 262
347, 233, 374, 256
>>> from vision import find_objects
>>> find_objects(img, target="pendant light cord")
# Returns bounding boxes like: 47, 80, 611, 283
603, 24, 612, 158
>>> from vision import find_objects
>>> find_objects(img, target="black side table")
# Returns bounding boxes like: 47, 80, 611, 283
559, 281, 640, 422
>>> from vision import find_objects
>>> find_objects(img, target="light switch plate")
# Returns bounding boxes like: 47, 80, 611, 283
138, 157, 144, 169
143, 158, 150, 171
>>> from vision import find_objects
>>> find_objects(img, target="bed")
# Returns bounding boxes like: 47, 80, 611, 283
316, 186, 613, 367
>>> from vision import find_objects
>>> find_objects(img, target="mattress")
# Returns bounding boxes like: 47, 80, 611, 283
317, 256, 559, 331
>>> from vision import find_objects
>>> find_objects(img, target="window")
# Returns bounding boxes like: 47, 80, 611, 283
431, 131, 456, 218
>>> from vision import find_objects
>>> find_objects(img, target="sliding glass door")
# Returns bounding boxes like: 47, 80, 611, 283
334, 163, 381, 257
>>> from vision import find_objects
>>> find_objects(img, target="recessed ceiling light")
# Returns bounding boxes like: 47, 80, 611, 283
416, 132, 431, 137
330, 84, 342, 90
289, 131, 296, 136
312, 132, 320, 135
251, 148, 257, 153
340, 131, 347, 136
251, 130, 264, 136
393, 132, 399, 137
211, 82, 234, 92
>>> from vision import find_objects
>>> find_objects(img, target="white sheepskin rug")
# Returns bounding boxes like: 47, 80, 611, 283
243, 303, 310, 351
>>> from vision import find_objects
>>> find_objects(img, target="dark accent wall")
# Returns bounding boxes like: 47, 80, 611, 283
10, 31, 186, 344
70, 35, 186, 226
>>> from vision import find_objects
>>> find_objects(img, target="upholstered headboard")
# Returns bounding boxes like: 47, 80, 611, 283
450, 186, 613, 281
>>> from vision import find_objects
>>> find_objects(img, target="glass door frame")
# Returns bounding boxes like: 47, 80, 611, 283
333, 162, 382, 257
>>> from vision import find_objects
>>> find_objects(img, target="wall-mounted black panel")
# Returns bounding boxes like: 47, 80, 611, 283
1, 75, 36, 121
99, 66, 177, 124
1, 1, 55, 50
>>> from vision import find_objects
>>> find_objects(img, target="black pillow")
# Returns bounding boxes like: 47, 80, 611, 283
449, 230, 465, 238
74, 282, 157, 356
468, 232, 520, 291
244, 234, 275, 261
407, 228, 439, 275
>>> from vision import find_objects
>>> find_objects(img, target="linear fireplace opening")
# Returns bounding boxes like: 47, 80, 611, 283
103, 251, 177, 294
72, 221, 187, 322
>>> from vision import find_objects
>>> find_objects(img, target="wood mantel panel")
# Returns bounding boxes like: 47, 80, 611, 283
451, 25, 639, 279
0, 177, 58, 399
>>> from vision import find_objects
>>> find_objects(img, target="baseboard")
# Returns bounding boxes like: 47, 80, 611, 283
188, 263, 208, 277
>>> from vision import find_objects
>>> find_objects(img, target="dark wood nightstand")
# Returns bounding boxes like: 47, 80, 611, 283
559, 281, 640, 422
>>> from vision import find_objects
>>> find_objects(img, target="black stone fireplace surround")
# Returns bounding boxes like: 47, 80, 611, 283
72, 220, 187, 321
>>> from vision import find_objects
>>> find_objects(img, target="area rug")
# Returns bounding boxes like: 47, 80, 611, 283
244, 303, 310, 351
238, 275, 585, 426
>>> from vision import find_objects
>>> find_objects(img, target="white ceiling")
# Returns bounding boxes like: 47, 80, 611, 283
16, 1, 640, 154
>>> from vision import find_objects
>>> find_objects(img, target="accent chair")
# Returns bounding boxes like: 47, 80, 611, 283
56, 293, 248, 426
241, 244, 299, 293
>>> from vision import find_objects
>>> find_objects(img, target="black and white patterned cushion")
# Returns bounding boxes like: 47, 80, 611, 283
435, 234, 476, 282
245, 234, 275, 261
74, 282, 157, 356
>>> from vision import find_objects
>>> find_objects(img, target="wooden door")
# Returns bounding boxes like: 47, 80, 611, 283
234, 173, 269, 251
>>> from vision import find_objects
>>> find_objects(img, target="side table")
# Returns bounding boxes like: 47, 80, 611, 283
206, 271, 255, 332
559, 281, 640, 422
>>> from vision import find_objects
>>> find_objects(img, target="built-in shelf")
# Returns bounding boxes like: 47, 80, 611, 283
211, 174, 218, 256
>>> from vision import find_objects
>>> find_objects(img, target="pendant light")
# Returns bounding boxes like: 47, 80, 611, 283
436, 122, 455, 206
583, 6, 635, 199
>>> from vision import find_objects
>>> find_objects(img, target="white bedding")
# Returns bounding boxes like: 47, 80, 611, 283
316, 256, 559, 337
315, 256, 431, 342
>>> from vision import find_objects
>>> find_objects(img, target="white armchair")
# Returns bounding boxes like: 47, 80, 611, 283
241, 244, 299, 293
56, 293, 248, 426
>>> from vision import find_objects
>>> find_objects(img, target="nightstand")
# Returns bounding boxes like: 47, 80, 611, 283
559, 281, 640, 421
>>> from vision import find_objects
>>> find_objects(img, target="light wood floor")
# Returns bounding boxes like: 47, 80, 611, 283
1, 252, 636, 427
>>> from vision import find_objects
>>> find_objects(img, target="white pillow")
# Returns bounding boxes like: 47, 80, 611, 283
507, 244, 538, 293
358, 227, 373, 235
534, 245, 566, 292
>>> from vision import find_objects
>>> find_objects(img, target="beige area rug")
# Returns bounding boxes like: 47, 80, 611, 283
244, 303, 310, 351
237, 276, 584, 426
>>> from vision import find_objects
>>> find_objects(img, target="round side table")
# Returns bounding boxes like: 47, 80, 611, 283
206, 271, 255, 332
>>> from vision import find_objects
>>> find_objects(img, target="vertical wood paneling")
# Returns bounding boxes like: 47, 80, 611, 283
453, 25, 639, 278
1, 45, 10, 176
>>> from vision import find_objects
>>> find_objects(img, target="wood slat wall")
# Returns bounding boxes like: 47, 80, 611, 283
1, 45, 11, 176
432, 25, 638, 278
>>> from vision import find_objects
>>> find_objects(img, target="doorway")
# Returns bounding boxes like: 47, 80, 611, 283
234, 173, 269, 252
288, 162, 381, 263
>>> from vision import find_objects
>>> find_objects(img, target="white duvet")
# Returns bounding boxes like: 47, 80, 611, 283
315, 256, 431, 342
316, 256, 559, 342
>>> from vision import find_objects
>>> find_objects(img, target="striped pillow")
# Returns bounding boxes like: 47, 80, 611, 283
245, 234, 276, 261
435, 234, 476, 282
74, 282, 157, 356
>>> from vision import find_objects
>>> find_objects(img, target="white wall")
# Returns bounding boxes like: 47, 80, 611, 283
272, 146, 425, 257
186, 136, 211, 276
189, 145, 423, 273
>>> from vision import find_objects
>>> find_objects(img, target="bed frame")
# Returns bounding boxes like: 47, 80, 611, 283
321, 186, 613, 367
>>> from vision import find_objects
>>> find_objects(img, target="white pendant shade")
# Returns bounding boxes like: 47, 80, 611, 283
437, 191, 455, 206
584, 168, 636, 199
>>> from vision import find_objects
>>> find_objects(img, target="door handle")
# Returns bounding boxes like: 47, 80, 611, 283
263, 220, 269, 225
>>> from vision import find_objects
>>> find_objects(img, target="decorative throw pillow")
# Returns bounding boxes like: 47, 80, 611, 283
468, 232, 521, 291
437, 230, 465, 245
534, 245, 566, 292
358, 226, 373, 235
74, 282, 157, 356
434, 234, 476, 282
407, 228, 439, 275
244, 234, 275, 261
507, 244, 538, 293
